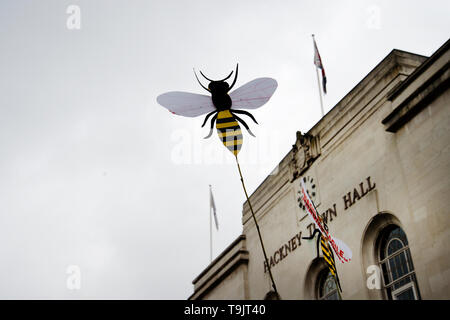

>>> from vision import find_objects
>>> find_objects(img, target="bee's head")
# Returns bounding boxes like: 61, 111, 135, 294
208, 81, 229, 93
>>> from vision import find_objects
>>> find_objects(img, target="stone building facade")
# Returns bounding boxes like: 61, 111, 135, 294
189, 39, 450, 300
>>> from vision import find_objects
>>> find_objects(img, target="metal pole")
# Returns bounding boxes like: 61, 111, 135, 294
315, 67, 325, 117
209, 185, 212, 263
235, 155, 278, 297
335, 276, 343, 300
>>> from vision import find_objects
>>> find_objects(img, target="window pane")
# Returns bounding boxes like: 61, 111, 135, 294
406, 249, 414, 271
326, 292, 339, 300
324, 274, 337, 294
381, 227, 409, 259
395, 287, 415, 300
393, 275, 411, 290
381, 261, 390, 284
392, 228, 408, 245
389, 251, 408, 282
388, 239, 404, 255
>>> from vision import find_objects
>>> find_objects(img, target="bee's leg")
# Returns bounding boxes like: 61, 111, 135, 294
203, 113, 218, 139
302, 228, 320, 240
230, 109, 258, 124
228, 63, 239, 91
232, 113, 256, 137
302, 229, 321, 259
201, 111, 217, 127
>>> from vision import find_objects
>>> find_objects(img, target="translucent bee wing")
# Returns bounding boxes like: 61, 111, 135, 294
230, 78, 277, 110
331, 236, 353, 263
156, 91, 215, 117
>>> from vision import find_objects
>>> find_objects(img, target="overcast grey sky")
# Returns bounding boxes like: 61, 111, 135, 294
0, 0, 448, 299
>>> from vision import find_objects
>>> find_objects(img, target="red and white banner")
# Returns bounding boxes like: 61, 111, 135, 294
300, 180, 352, 263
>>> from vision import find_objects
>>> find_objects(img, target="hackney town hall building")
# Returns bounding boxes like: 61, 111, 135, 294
189, 39, 450, 300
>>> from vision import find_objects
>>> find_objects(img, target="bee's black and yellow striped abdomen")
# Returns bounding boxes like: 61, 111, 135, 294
321, 236, 337, 277
216, 110, 243, 156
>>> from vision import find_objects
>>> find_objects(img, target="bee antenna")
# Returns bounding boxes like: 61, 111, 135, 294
199, 67, 234, 82
219, 70, 234, 82
199, 70, 214, 82
228, 63, 239, 91
193, 68, 210, 92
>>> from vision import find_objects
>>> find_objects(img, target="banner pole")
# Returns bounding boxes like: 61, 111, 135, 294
235, 155, 278, 297
209, 185, 212, 263
335, 276, 343, 300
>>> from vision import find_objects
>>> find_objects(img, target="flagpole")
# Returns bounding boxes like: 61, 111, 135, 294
235, 155, 279, 297
312, 34, 325, 117
315, 67, 325, 117
209, 185, 213, 263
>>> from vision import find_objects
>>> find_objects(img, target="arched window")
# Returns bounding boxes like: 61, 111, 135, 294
317, 268, 340, 300
378, 226, 420, 300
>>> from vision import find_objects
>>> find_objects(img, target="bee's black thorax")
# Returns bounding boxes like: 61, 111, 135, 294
211, 92, 232, 111
208, 81, 232, 111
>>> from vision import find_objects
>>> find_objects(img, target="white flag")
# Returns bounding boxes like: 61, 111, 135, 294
210, 186, 219, 230
313, 37, 327, 94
